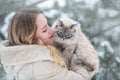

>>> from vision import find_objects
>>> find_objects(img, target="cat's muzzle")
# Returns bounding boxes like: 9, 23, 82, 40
57, 31, 72, 40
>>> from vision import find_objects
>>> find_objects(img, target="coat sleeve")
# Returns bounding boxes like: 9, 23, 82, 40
33, 61, 90, 80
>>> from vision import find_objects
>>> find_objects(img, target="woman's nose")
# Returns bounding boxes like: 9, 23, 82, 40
48, 26, 53, 34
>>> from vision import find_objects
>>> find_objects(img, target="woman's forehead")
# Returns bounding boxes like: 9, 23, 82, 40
36, 14, 47, 29
36, 14, 47, 23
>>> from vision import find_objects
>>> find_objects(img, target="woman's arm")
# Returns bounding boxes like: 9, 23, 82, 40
33, 61, 90, 80
70, 54, 98, 79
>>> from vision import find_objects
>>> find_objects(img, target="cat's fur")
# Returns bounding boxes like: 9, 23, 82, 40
52, 18, 99, 79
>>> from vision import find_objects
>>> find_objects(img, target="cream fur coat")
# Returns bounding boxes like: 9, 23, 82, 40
0, 40, 98, 80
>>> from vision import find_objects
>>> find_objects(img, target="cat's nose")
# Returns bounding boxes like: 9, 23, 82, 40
65, 33, 72, 39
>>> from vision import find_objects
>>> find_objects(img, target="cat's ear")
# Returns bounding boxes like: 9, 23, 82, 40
78, 23, 81, 28
70, 23, 79, 29
58, 19, 63, 27
72, 23, 81, 31
77, 23, 81, 30
70, 23, 81, 29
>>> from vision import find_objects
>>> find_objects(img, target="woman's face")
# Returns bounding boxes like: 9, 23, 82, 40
35, 14, 54, 45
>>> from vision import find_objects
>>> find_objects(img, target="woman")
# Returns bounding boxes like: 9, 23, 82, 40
0, 8, 97, 80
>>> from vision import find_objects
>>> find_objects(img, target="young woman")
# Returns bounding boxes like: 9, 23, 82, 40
0, 8, 97, 80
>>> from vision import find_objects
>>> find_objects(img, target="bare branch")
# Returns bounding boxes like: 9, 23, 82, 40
89, 24, 120, 39
26, 0, 49, 8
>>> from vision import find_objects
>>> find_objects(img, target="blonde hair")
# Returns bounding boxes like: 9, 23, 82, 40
8, 8, 67, 69
37, 40, 67, 69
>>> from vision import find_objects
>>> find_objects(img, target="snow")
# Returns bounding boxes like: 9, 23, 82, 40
44, 9, 59, 18
36, 0, 66, 9
104, 26, 120, 42
97, 8, 107, 17
115, 57, 120, 63
57, 0, 66, 7
36, 0, 55, 9
26, 0, 100, 10
97, 8, 119, 17
74, 0, 84, 2
84, 0, 100, 9
60, 12, 70, 18
85, 0, 99, 5
98, 51, 104, 58
25, 0, 39, 6
101, 41, 114, 54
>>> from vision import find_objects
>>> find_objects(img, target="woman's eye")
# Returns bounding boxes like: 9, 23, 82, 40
42, 29, 47, 32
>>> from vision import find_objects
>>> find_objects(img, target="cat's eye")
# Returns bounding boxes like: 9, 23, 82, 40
70, 24, 75, 29
70, 25, 74, 29
56, 25, 59, 28
74, 29, 76, 32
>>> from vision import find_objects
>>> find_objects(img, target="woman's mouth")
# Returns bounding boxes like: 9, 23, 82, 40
49, 34, 54, 39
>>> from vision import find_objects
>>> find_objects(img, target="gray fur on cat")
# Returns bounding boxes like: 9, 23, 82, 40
52, 18, 99, 79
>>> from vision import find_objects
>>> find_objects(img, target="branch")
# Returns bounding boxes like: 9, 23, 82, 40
89, 24, 120, 39
26, 0, 49, 8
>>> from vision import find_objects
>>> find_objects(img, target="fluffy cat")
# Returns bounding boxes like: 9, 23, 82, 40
52, 18, 99, 79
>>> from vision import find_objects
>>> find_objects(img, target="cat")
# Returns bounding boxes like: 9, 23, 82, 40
52, 18, 99, 79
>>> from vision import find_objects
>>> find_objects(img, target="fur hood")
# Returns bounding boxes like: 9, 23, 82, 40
0, 40, 54, 66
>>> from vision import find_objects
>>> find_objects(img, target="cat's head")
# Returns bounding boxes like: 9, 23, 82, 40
52, 18, 81, 44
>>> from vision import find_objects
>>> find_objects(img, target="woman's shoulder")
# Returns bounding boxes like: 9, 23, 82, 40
0, 40, 54, 66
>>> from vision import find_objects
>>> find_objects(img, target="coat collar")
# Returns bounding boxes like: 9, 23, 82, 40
0, 40, 54, 66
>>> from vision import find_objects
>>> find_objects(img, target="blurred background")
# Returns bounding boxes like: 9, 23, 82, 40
0, 0, 120, 80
